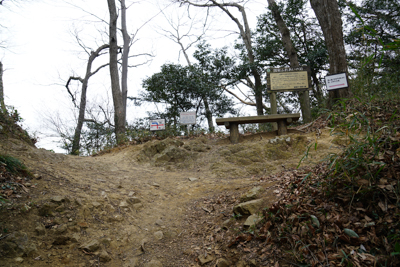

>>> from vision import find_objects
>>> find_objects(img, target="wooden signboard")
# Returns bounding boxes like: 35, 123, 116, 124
180, 111, 196, 125
266, 66, 311, 92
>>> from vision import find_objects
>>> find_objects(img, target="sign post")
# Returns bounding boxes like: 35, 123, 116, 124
149, 119, 165, 133
266, 66, 312, 129
325, 73, 349, 91
180, 111, 196, 135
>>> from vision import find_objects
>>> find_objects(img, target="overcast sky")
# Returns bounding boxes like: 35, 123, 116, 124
1, 0, 266, 152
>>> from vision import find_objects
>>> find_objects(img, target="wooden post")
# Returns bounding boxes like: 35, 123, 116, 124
270, 92, 278, 131
230, 122, 240, 144
277, 120, 287, 135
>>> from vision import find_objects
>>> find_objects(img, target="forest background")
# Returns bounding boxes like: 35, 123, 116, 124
1, 0, 399, 155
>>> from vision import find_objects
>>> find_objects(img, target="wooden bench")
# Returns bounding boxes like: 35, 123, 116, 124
216, 113, 300, 144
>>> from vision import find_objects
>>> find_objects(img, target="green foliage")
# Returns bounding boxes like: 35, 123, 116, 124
321, 97, 399, 199
251, 0, 327, 108
0, 154, 31, 177
141, 44, 237, 132
344, 0, 400, 98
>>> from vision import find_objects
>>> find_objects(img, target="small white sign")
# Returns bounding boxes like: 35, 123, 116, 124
150, 119, 165, 131
180, 111, 196, 125
325, 73, 348, 91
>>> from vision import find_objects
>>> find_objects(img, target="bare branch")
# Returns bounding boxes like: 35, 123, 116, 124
65, 76, 83, 108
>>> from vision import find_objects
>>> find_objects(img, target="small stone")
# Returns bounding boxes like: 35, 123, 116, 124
92, 201, 102, 208
188, 177, 198, 182
154, 231, 163, 240
108, 215, 123, 222
123, 257, 139, 267
80, 239, 100, 252
233, 199, 264, 215
152, 183, 160, 188
53, 236, 70, 245
222, 219, 233, 229
155, 219, 164, 226
74, 198, 83, 206
38, 203, 57, 217
198, 254, 214, 265
35, 224, 46, 236
119, 200, 129, 208
70, 233, 80, 243
69, 218, 73, 222
25, 183, 32, 187
53, 217, 63, 225
15, 257, 24, 263
99, 250, 112, 262
128, 191, 135, 197
51, 196, 68, 203
244, 214, 263, 227
240, 186, 264, 202
127, 197, 141, 204
55, 224, 68, 234
100, 191, 108, 199
34, 173, 41, 179
216, 258, 230, 267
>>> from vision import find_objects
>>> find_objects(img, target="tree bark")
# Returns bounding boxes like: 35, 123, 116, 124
120, 0, 129, 123
268, 0, 311, 123
310, 0, 350, 108
67, 44, 109, 155
203, 97, 214, 132
107, 0, 126, 144
0, 61, 5, 113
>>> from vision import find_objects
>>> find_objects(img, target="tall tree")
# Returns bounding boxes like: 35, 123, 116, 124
107, 0, 125, 144
310, 0, 350, 107
0, 61, 5, 113
267, 0, 311, 122
156, 9, 214, 130
141, 62, 236, 130
120, 0, 130, 123
178, 0, 264, 116
65, 44, 109, 155
254, 0, 327, 105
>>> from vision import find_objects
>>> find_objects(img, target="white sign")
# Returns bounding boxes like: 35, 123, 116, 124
180, 111, 196, 125
150, 119, 165, 131
325, 73, 348, 91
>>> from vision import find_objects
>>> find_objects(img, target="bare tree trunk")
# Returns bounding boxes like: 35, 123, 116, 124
310, 0, 349, 108
107, 0, 126, 144
0, 61, 5, 113
66, 44, 109, 155
120, 0, 129, 122
268, 0, 311, 123
203, 97, 214, 132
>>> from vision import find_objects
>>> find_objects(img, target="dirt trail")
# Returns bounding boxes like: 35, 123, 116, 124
0, 129, 343, 266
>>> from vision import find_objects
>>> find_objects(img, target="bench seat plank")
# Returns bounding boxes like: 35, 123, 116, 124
216, 113, 300, 144
216, 113, 300, 125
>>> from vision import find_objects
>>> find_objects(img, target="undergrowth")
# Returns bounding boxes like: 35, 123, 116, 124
228, 97, 400, 266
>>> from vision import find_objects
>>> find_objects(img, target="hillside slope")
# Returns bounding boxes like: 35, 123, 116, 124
0, 126, 349, 266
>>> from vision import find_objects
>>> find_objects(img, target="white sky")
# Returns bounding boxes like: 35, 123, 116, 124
1, 0, 267, 152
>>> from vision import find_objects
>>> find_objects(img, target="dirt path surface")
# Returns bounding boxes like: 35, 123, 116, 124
0, 128, 342, 266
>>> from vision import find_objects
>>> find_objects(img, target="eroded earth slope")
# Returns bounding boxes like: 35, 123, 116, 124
0, 128, 342, 267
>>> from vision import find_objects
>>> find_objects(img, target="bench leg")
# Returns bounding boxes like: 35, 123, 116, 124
230, 122, 239, 144
277, 120, 287, 135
